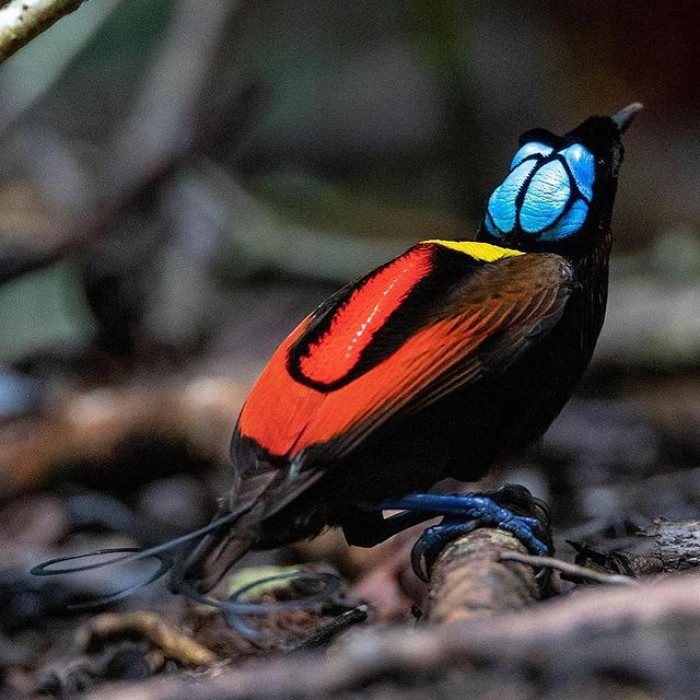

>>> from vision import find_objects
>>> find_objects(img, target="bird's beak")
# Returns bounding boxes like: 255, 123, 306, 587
612, 102, 643, 133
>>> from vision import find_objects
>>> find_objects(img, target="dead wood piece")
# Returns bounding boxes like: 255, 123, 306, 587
78, 611, 217, 667
425, 527, 542, 624
648, 518, 700, 571
572, 518, 700, 578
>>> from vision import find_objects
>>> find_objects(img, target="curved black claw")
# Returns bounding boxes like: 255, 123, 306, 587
411, 519, 480, 581
484, 484, 551, 523
481, 484, 552, 553
380, 487, 551, 581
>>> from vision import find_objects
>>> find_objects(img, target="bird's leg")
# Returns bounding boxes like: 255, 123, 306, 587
341, 508, 437, 548
377, 485, 550, 580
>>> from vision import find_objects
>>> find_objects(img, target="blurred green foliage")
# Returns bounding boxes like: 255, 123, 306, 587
0, 261, 94, 362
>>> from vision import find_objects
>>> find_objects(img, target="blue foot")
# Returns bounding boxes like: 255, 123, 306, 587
411, 518, 480, 581
379, 487, 549, 580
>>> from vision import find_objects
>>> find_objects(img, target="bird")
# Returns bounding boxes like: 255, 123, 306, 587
179, 103, 642, 593
32, 103, 641, 613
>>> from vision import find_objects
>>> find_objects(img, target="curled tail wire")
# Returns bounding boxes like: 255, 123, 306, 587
169, 559, 341, 640
30, 508, 244, 582
30, 508, 340, 640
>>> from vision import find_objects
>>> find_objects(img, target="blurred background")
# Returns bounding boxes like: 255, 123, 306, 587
1, 0, 700, 688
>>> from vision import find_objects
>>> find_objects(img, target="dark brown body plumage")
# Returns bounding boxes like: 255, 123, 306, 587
254, 233, 612, 549
184, 107, 637, 593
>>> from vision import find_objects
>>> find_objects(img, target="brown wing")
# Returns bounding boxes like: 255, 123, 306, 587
238, 250, 573, 462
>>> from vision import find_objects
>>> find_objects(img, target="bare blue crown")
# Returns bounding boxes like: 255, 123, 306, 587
485, 141, 595, 241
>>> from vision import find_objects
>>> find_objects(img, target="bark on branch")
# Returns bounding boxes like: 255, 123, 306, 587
0, 0, 89, 64
424, 527, 542, 624
573, 518, 700, 577
420, 490, 551, 624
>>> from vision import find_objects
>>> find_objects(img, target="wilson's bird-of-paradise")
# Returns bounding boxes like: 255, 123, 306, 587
34, 103, 642, 621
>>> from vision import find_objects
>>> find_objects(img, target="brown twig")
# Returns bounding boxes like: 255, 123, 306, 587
77, 612, 217, 667
499, 551, 638, 586
0, 0, 89, 64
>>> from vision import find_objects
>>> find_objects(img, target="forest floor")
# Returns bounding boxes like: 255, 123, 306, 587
2, 279, 700, 699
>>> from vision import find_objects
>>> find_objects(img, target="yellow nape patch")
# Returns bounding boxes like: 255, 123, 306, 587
425, 239, 524, 262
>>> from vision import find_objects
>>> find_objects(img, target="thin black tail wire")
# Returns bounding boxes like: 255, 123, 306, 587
30, 509, 341, 637
168, 555, 341, 640
30, 508, 243, 577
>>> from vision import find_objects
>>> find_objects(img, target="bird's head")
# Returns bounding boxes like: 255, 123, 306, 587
477, 103, 642, 256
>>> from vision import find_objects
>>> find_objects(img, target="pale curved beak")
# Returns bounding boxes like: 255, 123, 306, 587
612, 102, 643, 133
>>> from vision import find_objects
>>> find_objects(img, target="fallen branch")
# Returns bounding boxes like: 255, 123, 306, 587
0, 0, 89, 64
424, 527, 542, 624
572, 518, 700, 577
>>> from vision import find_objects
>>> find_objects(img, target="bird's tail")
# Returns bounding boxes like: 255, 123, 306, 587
169, 465, 341, 640
31, 460, 338, 640
177, 503, 262, 594
29, 505, 250, 608
177, 456, 328, 593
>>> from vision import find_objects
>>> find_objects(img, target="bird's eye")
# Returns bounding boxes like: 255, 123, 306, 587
510, 142, 553, 170
560, 144, 595, 201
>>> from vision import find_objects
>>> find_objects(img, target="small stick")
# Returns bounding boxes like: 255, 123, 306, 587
499, 551, 638, 586
294, 605, 369, 651
77, 611, 217, 667
0, 0, 89, 64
